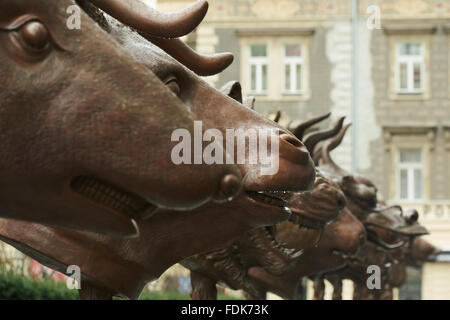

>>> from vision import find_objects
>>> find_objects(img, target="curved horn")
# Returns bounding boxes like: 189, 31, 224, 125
303, 116, 345, 154
292, 113, 331, 140
90, 0, 208, 38
143, 36, 234, 76
220, 81, 243, 103
323, 123, 352, 154
312, 119, 348, 165
273, 111, 281, 123
320, 126, 349, 176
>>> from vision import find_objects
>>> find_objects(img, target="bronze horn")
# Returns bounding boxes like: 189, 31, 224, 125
320, 123, 350, 176
90, 0, 208, 38
313, 123, 351, 164
303, 116, 345, 154
142, 36, 234, 76
292, 112, 331, 140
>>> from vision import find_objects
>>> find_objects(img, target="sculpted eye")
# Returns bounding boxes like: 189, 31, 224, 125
20, 21, 50, 51
1, 18, 58, 63
165, 79, 181, 97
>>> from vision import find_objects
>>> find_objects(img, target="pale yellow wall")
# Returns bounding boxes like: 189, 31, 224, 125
422, 262, 450, 300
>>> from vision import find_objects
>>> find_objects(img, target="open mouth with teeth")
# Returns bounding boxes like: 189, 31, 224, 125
247, 191, 325, 227
243, 225, 304, 276
246, 191, 289, 208
264, 226, 304, 259
71, 176, 157, 220
246, 190, 326, 248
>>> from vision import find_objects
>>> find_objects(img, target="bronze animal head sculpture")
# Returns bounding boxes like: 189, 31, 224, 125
318, 203, 429, 300
376, 231, 439, 300
0, 3, 317, 300
365, 205, 428, 250
0, 0, 246, 237
107, 22, 316, 198
183, 168, 347, 300
245, 206, 365, 300
185, 114, 367, 301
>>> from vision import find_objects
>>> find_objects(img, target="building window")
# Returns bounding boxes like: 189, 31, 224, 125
248, 44, 268, 94
398, 148, 423, 201
283, 44, 303, 94
240, 36, 311, 100
396, 43, 424, 94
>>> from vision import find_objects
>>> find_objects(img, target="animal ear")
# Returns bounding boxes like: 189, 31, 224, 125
405, 209, 419, 224
342, 175, 355, 185
220, 81, 243, 103
273, 111, 281, 123
243, 96, 256, 110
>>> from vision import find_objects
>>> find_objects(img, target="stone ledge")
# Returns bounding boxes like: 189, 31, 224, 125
236, 27, 315, 37
382, 24, 437, 35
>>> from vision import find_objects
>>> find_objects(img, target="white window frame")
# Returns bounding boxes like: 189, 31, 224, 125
397, 148, 424, 202
282, 44, 304, 95
396, 43, 425, 94
248, 44, 268, 95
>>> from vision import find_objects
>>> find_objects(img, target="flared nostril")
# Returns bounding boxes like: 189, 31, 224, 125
213, 174, 242, 203
280, 134, 304, 148
336, 197, 347, 210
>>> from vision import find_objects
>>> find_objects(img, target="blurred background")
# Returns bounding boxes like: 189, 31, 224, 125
1, 0, 450, 300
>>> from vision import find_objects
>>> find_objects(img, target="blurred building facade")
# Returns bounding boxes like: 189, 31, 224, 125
157, 0, 450, 300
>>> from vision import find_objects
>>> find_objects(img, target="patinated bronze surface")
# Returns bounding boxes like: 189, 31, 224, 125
244, 206, 365, 300
183, 168, 348, 300
372, 236, 440, 300
0, 0, 247, 237
302, 122, 429, 300
180, 115, 364, 300
240, 118, 428, 301
0, 2, 317, 300
315, 205, 429, 300
0, 0, 437, 302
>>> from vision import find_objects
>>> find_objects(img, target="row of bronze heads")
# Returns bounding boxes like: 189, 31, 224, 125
0, 0, 438, 300
183, 112, 438, 301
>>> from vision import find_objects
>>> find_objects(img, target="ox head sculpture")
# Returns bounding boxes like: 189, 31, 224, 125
0, 1, 317, 300
107, 25, 316, 207
0, 0, 246, 237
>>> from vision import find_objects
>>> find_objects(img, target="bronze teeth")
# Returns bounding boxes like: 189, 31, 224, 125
261, 226, 303, 260
246, 191, 288, 208
289, 214, 324, 230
